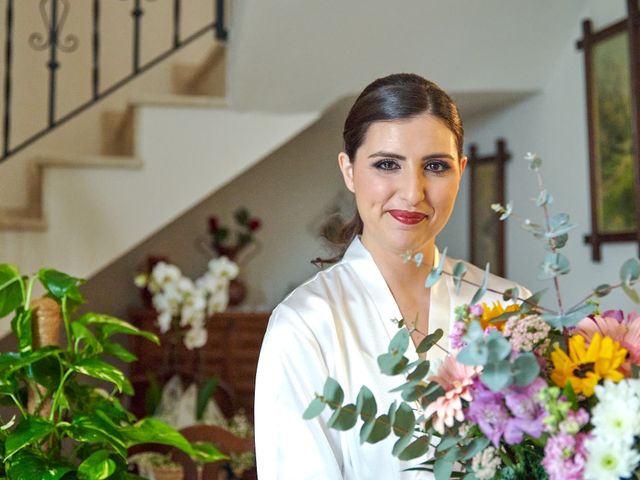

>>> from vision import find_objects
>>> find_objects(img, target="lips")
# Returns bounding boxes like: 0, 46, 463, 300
388, 209, 427, 225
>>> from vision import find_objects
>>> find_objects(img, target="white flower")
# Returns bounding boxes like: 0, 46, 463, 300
196, 272, 228, 294
471, 446, 501, 480
180, 305, 206, 328
150, 262, 182, 290
176, 277, 195, 295
207, 289, 229, 315
134, 273, 148, 288
184, 326, 208, 350
157, 310, 173, 334
584, 436, 640, 480
591, 380, 640, 447
208, 256, 239, 280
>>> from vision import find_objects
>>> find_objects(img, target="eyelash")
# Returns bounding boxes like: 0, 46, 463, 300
373, 159, 451, 174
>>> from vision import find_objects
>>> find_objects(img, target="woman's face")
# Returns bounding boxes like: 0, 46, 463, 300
338, 113, 467, 257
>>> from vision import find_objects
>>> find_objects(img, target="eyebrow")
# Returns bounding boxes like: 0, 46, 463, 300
368, 151, 456, 161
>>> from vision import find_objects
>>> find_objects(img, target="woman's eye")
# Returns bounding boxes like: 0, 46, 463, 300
425, 161, 450, 173
374, 159, 399, 170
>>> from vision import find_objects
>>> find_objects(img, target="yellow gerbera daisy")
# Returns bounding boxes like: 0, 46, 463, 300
479, 301, 519, 331
550, 333, 627, 397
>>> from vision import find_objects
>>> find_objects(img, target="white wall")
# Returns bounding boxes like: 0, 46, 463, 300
440, 0, 637, 312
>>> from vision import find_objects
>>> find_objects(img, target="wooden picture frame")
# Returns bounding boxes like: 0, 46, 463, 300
468, 139, 510, 277
577, 0, 640, 261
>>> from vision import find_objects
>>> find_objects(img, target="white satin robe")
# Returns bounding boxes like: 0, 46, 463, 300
255, 238, 528, 479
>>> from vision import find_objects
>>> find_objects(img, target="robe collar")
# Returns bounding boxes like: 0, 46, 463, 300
342, 237, 451, 363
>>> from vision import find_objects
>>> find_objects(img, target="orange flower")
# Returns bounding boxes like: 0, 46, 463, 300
550, 333, 627, 397
479, 301, 519, 332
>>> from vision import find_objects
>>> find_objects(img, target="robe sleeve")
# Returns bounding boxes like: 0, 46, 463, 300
254, 303, 344, 479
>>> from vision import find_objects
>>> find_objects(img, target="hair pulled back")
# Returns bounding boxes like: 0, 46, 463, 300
315, 73, 464, 266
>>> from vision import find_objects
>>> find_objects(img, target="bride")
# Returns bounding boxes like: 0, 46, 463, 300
254, 73, 527, 479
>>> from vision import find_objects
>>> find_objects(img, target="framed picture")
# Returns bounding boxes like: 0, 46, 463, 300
578, 0, 640, 261
468, 139, 510, 277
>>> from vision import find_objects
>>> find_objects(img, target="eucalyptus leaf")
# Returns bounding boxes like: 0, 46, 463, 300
436, 435, 461, 452
387, 400, 397, 426
461, 437, 491, 461
392, 435, 413, 457
0, 264, 24, 319
434, 450, 457, 480
77, 449, 116, 480
389, 328, 410, 355
425, 248, 448, 288
502, 287, 519, 302
322, 377, 344, 406
452, 262, 467, 293
535, 190, 553, 207
356, 386, 377, 420
623, 283, 640, 304
521, 221, 545, 238
480, 360, 513, 391
548, 233, 568, 250
593, 284, 612, 297
486, 332, 512, 362
400, 383, 427, 402
416, 329, 443, 354
470, 263, 490, 305
360, 414, 391, 444
511, 352, 540, 387
537, 252, 570, 280
398, 435, 430, 461
328, 404, 358, 430
392, 402, 415, 437
303, 398, 326, 420
525, 152, 542, 170
621, 258, 640, 286
378, 352, 409, 375
407, 360, 431, 381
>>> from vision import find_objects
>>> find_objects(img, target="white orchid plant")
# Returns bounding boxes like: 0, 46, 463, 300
135, 257, 239, 349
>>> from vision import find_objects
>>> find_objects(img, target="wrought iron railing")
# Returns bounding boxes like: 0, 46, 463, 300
1, 0, 228, 163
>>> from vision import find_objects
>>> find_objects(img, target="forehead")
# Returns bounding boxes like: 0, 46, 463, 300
358, 114, 458, 158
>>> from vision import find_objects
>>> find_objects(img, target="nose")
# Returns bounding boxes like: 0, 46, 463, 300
399, 169, 426, 206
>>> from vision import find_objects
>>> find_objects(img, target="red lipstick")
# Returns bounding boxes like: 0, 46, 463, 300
388, 209, 427, 225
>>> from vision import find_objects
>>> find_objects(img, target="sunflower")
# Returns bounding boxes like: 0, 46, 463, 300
550, 333, 627, 397
479, 301, 519, 331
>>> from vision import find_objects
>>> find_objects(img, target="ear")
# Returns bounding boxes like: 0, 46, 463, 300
338, 152, 355, 193
459, 155, 468, 177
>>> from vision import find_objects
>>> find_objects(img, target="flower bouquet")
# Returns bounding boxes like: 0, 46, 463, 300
304, 153, 640, 479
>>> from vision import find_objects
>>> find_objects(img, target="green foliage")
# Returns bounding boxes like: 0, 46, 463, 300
196, 377, 219, 421
425, 248, 448, 288
0, 264, 225, 478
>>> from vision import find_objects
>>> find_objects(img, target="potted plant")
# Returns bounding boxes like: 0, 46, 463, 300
0, 264, 226, 479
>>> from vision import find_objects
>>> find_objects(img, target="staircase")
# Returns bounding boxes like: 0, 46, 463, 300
0, 4, 318, 339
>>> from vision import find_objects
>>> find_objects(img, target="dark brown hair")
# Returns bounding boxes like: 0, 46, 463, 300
314, 73, 464, 266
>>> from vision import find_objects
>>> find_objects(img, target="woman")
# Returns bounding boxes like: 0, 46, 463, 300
254, 73, 528, 479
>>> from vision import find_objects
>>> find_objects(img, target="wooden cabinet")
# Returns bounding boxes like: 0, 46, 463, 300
128, 308, 270, 419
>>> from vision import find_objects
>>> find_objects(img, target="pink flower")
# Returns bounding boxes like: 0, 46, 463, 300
424, 354, 481, 433
575, 312, 640, 373
542, 431, 590, 480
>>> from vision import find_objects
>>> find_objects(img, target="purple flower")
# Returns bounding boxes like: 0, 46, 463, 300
470, 304, 484, 316
466, 382, 510, 447
542, 432, 589, 480
449, 321, 467, 350
601, 309, 624, 322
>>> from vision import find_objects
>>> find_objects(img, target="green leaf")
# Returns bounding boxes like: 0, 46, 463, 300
68, 413, 128, 458
71, 321, 101, 354
77, 313, 159, 345
196, 377, 219, 421
434, 449, 458, 480
486, 332, 511, 362
6, 450, 73, 480
522, 221, 545, 238
521, 290, 547, 312
12, 310, 33, 353
502, 287, 520, 302
537, 252, 570, 280
359, 414, 391, 444
425, 247, 447, 289
322, 378, 344, 405
77, 449, 116, 480
377, 352, 409, 375
562, 381, 578, 409
398, 435, 430, 461
389, 328, 410, 355
525, 152, 542, 170
407, 360, 431, 382
593, 284, 612, 297
535, 190, 553, 207
355, 386, 377, 420
511, 352, 540, 387
470, 263, 490, 305
102, 340, 137, 363
71, 358, 133, 395
480, 360, 512, 391
621, 258, 640, 286
123, 418, 225, 462
327, 404, 358, 431
452, 262, 467, 293
392, 403, 415, 437
461, 436, 490, 460
623, 283, 640, 304
4, 347, 61, 378
29, 354, 62, 391
303, 398, 326, 420
392, 435, 413, 457
0, 264, 25, 318
38, 268, 85, 304
400, 383, 427, 402
436, 435, 460, 452
416, 329, 444, 354
5, 416, 55, 459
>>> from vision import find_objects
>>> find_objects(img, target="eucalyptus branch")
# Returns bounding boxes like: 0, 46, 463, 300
534, 168, 565, 315
567, 282, 624, 313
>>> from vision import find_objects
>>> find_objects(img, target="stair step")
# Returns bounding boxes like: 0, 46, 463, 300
36, 153, 143, 169
130, 94, 228, 109
0, 210, 47, 231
